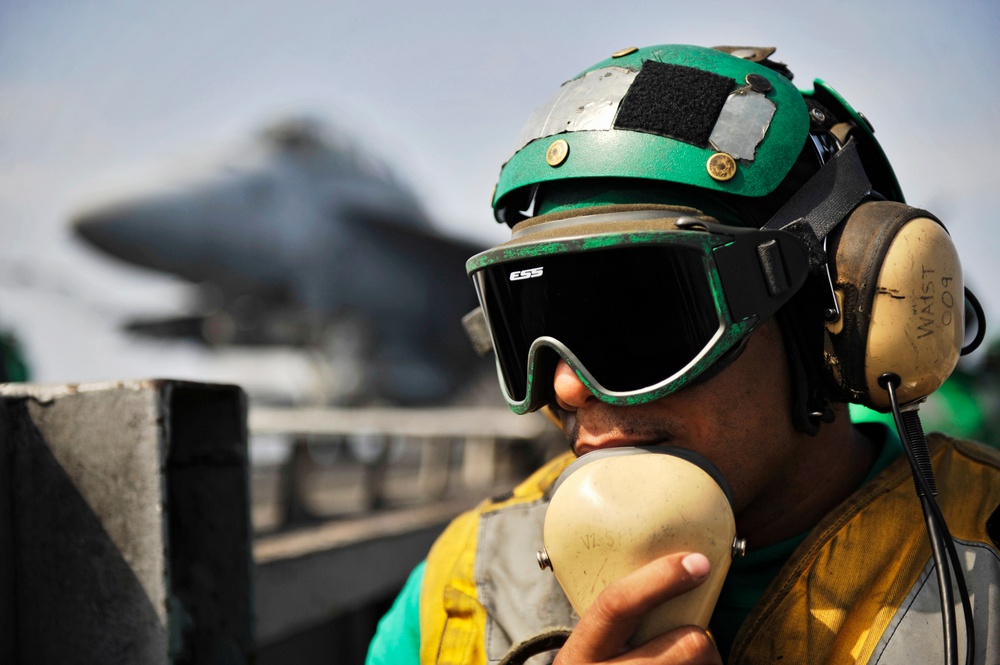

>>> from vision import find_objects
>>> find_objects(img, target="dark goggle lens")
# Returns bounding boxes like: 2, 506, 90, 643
476, 245, 721, 403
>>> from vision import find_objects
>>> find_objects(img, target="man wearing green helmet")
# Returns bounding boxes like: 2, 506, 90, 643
368, 44, 1000, 665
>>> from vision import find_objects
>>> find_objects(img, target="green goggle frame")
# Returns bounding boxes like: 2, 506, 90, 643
467, 214, 811, 414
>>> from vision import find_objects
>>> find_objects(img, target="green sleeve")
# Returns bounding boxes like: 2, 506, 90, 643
365, 560, 425, 665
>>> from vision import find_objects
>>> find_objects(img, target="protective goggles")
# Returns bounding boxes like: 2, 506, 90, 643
466, 212, 811, 414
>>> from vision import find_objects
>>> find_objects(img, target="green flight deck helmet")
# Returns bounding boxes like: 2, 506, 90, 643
492, 44, 902, 226
468, 44, 966, 434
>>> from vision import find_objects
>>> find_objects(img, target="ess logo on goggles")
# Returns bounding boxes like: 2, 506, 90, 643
510, 267, 544, 281
466, 216, 811, 414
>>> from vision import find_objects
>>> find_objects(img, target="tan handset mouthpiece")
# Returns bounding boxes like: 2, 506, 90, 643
538, 446, 743, 646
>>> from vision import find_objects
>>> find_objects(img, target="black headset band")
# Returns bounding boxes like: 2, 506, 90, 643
763, 140, 872, 245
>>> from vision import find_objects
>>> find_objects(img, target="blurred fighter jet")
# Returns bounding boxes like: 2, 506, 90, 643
71, 117, 488, 405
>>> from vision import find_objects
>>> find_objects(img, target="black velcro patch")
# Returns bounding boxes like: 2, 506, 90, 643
614, 61, 735, 146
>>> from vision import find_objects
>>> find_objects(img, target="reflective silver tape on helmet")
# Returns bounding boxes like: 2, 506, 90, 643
513, 67, 638, 151
708, 89, 776, 161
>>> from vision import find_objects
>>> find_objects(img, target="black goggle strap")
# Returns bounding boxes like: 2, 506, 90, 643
681, 220, 812, 323
759, 139, 872, 325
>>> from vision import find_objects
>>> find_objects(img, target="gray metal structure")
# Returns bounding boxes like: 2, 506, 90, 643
71, 118, 488, 405
0, 380, 252, 665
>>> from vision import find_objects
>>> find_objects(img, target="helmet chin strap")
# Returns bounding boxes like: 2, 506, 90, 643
760, 139, 872, 434
775, 286, 834, 436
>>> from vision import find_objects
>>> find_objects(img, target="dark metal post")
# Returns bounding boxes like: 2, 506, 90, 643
0, 380, 253, 664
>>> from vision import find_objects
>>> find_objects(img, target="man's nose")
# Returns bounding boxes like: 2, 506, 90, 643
553, 359, 596, 411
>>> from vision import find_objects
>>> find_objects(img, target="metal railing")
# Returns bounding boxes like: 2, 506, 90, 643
248, 405, 560, 531
247, 404, 563, 649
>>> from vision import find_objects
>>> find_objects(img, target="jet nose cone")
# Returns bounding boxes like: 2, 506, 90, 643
71, 203, 137, 257
70, 195, 188, 274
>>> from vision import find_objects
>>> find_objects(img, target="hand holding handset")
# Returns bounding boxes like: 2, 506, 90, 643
538, 446, 744, 647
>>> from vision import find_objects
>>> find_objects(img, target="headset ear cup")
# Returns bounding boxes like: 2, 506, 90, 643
824, 201, 964, 411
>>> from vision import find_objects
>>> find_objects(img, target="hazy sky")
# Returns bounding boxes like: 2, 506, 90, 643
1, 0, 998, 386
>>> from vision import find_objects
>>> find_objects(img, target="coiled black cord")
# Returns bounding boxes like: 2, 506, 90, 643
880, 373, 975, 665
962, 287, 987, 356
